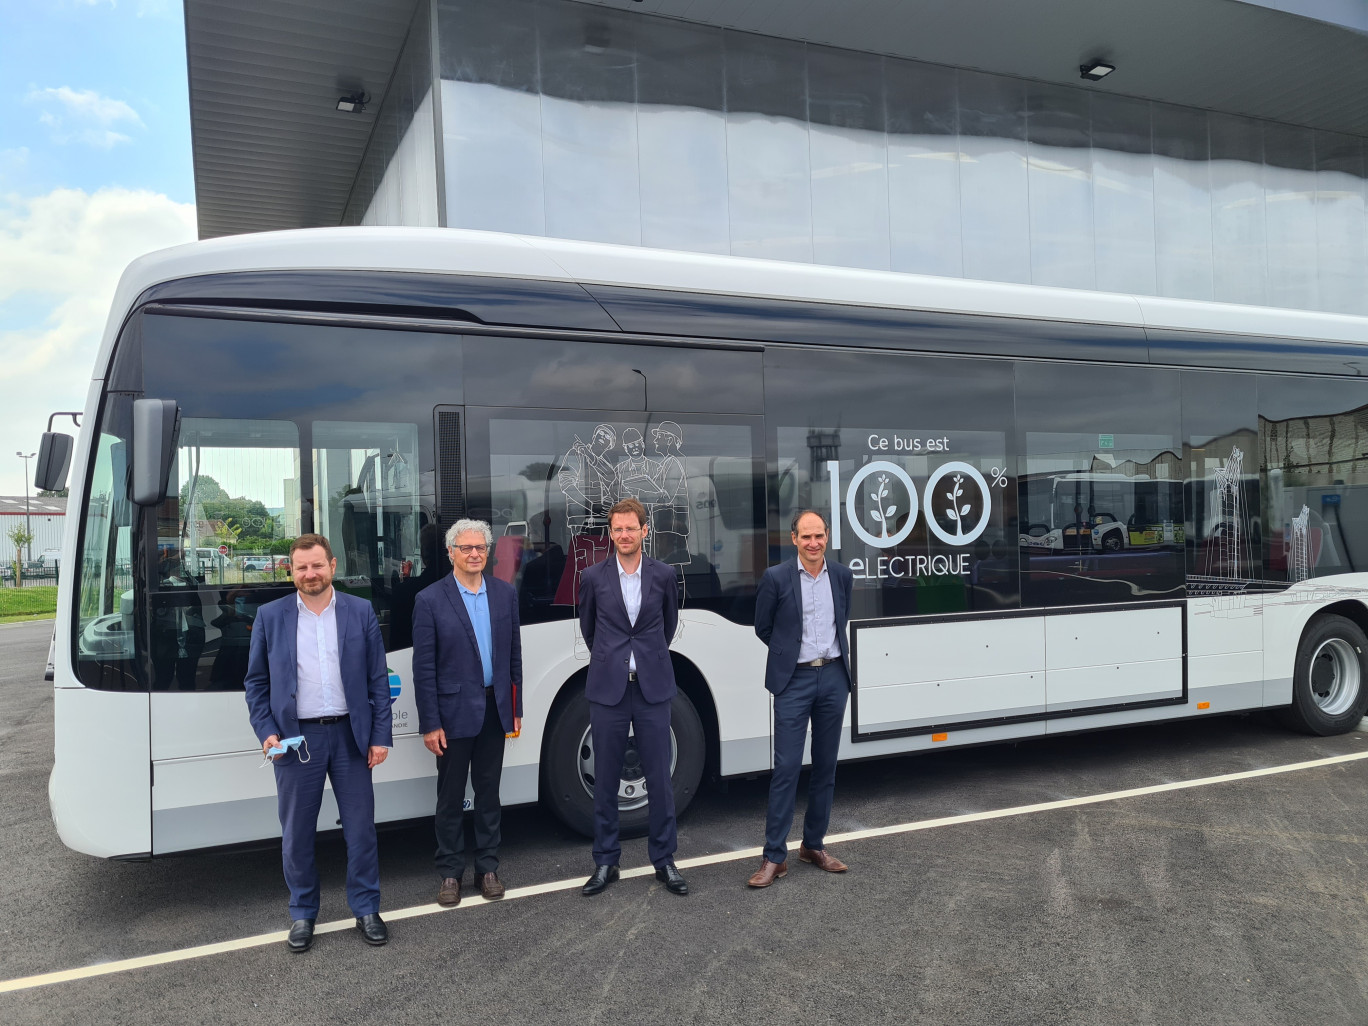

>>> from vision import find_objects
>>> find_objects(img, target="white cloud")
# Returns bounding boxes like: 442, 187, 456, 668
0, 186, 197, 496
27, 86, 144, 149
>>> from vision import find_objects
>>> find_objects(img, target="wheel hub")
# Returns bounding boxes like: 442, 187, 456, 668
577, 725, 679, 810
1308, 637, 1361, 716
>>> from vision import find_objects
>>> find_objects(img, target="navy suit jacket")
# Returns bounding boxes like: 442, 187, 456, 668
578, 553, 678, 705
754, 557, 853, 695
243, 590, 394, 757
412, 573, 523, 738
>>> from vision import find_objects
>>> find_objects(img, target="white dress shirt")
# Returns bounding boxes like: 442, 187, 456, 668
617, 556, 642, 672
295, 589, 348, 718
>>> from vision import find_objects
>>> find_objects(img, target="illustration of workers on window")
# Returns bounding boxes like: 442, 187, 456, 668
649, 421, 691, 568
556, 423, 619, 604
559, 423, 619, 532
614, 428, 668, 559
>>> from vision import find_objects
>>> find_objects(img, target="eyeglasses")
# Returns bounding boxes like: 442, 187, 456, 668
453, 544, 488, 555
610, 526, 643, 536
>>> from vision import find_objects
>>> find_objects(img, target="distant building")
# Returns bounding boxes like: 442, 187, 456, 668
0, 495, 66, 563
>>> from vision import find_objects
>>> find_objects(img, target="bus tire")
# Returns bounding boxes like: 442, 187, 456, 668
1279, 614, 1368, 736
542, 684, 706, 839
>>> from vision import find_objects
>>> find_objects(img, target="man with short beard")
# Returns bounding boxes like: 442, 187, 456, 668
244, 533, 393, 952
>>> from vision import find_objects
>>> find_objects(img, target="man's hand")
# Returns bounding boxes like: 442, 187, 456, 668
367, 746, 389, 769
262, 735, 282, 761
423, 728, 447, 756
513, 717, 522, 735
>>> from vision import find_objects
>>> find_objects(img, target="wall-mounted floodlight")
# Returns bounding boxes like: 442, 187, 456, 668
1079, 60, 1116, 81
336, 92, 369, 113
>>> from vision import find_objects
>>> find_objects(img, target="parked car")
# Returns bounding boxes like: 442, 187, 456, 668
240, 555, 273, 571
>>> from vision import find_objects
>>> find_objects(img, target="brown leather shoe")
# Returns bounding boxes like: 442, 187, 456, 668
437, 877, 461, 906
746, 857, 788, 888
798, 844, 848, 873
479, 872, 505, 900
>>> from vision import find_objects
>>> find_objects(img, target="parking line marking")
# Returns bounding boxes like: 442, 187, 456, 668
3, 746, 1367, 995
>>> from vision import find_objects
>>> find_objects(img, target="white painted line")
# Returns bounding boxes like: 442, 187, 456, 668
2, 746, 1367, 995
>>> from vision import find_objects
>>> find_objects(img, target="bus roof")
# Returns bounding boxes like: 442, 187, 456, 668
97, 227, 1368, 381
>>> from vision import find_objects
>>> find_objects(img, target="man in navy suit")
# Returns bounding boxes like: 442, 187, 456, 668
577, 497, 688, 896
747, 510, 853, 888
412, 519, 522, 907
244, 534, 393, 951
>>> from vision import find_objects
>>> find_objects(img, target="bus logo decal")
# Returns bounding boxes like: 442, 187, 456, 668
831, 458, 992, 549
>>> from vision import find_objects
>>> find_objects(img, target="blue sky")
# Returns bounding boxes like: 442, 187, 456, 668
0, 0, 197, 496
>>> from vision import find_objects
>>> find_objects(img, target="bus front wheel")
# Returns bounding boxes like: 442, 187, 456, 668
1280, 614, 1368, 735
542, 685, 706, 839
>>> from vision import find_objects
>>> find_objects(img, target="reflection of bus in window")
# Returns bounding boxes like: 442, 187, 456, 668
1019, 474, 1185, 553
41, 228, 1368, 861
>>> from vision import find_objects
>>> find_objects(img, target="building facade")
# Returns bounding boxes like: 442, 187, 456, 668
0, 496, 66, 564
189, 0, 1368, 315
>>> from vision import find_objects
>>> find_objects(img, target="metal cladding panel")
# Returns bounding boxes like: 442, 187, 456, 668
571, 0, 1368, 137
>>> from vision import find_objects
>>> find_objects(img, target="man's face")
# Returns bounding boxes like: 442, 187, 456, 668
609, 512, 647, 559
448, 530, 489, 576
791, 513, 829, 564
651, 429, 674, 456
625, 435, 644, 460
291, 545, 336, 596
592, 427, 614, 454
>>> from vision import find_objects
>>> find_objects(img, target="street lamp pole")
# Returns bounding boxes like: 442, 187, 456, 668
16, 451, 34, 563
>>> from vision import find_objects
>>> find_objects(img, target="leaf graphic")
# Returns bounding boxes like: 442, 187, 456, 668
870, 491, 879, 503
880, 487, 888, 498
960, 504, 971, 516
945, 491, 954, 502
947, 508, 959, 521
886, 505, 897, 518
870, 510, 884, 523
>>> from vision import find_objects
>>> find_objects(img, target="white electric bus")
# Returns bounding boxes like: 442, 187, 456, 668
40, 227, 1368, 859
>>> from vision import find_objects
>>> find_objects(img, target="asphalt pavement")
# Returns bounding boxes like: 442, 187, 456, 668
4, 616, 1368, 1025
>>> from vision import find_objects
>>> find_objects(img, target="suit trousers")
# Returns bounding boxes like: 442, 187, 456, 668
590, 682, 676, 869
274, 717, 380, 920
434, 687, 506, 879
764, 661, 850, 864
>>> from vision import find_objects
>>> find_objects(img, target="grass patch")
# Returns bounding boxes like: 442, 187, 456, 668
0, 586, 58, 621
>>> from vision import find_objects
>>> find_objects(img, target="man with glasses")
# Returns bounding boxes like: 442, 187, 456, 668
577, 497, 688, 897
413, 519, 523, 906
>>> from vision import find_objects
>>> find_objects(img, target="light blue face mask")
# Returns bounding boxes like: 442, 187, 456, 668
262, 735, 310, 765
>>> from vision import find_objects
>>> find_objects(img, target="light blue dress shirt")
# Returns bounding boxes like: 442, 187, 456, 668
616, 556, 642, 672
457, 575, 494, 687
295, 589, 348, 717
797, 561, 841, 663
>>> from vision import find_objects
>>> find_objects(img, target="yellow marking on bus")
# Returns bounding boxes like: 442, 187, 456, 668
1197, 702, 1211, 710
932, 732, 948, 742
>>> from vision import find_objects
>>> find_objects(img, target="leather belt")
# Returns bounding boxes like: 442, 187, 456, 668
797, 657, 837, 668
299, 714, 350, 725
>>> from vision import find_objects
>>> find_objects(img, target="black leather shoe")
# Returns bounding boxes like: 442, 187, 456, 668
582, 864, 620, 896
356, 913, 388, 946
654, 863, 689, 896
287, 918, 315, 953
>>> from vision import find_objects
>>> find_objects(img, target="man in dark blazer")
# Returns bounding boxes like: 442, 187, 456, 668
412, 518, 522, 906
577, 497, 688, 896
747, 509, 854, 888
244, 534, 393, 951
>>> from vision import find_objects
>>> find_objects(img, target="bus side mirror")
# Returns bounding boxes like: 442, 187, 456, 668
132, 399, 181, 506
34, 432, 74, 492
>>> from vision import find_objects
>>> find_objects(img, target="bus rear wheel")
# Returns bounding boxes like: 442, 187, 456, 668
1280, 614, 1368, 735
542, 685, 706, 839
